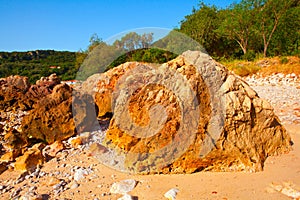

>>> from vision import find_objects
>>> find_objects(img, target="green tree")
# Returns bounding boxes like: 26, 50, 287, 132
141, 33, 154, 48
256, 0, 297, 57
266, 0, 300, 55
216, 1, 257, 55
88, 33, 103, 52
179, 2, 223, 56
113, 32, 154, 50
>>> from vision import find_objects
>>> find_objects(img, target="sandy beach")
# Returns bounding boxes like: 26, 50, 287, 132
1, 79, 300, 200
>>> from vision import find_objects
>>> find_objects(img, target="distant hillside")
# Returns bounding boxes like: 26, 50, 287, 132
0, 48, 178, 82
0, 50, 78, 83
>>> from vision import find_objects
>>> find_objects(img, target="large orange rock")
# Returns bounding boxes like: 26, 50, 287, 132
21, 83, 75, 144
93, 51, 292, 174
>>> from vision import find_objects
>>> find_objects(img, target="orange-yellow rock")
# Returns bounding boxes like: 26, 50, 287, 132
93, 51, 292, 174
14, 147, 44, 172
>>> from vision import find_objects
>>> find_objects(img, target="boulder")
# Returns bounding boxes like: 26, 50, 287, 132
21, 83, 75, 144
2, 129, 28, 151
0, 150, 22, 162
0, 75, 30, 111
0, 74, 61, 112
93, 51, 292, 174
26, 73, 61, 104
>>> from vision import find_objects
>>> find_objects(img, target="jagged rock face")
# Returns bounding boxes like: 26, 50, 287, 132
0, 74, 83, 164
0, 73, 94, 171
0, 74, 61, 112
0, 75, 30, 111
94, 51, 292, 174
21, 83, 76, 144
93, 62, 143, 119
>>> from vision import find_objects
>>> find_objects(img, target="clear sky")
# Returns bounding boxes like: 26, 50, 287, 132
0, 0, 237, 52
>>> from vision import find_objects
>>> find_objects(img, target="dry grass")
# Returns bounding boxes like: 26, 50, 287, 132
221, 56, 300, 77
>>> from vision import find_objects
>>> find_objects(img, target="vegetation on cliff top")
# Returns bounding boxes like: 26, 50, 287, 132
0, 0, 299, 82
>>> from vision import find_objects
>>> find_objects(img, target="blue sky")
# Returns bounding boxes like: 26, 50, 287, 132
0, 0, 237, 52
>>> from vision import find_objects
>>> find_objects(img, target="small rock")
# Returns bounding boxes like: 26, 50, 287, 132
18, 195, 30, 200
53, 183, 62, 190
0, 151, 19, 162
110, 179, 137, 194
73, 168, 90, 181
48, 177, 61, 186
118, 193, 134, 200
14, 176, 25, 184
88, 143, 108, 156
70, 181, 79, 189
29, 185, 37, 192
10, 187, 22, 199
54, 171, 60, 176
0, 162, 8, 174
164, 188, 179, 200
43, 141, 65, 157
14, 148, 44, 172
68, 137, 83, 148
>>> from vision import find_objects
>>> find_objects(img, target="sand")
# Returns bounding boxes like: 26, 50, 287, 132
0, 123, 299, 200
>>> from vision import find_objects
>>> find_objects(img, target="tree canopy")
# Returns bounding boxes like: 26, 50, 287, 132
179, 0, 300, 59
1, 0, 299, 82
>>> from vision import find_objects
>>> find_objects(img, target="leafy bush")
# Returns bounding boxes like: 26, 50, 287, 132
106, 48, 177, 71
242, 50, 256, 61
280, 57, 289, 64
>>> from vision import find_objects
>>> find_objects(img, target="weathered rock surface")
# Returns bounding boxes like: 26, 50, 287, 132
0, 74, 61, 112
94, 51, 292, 174
0, 75, 30, 111
14, 143, 44, 172
0, 74, 74, 149
0, 74, 92, 174
21, 83, 75, 144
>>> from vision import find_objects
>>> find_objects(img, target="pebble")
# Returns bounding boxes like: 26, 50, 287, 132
14, 176, 25, 184
164, 188, 179, 200
118, 193, 134, 200
70, 181, 79, 189
73, 168, 91, 181
110, 179, 137, 194
28, 185, 37, 192
54, 171, 60, 175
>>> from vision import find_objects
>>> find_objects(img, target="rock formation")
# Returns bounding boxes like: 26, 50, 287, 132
21, 83, 75, 144
0, 74, 77, 147
0, 74, 60, 112
93, 51, 292, 174
0, 74, 85, 173
0, 51, 293, 175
